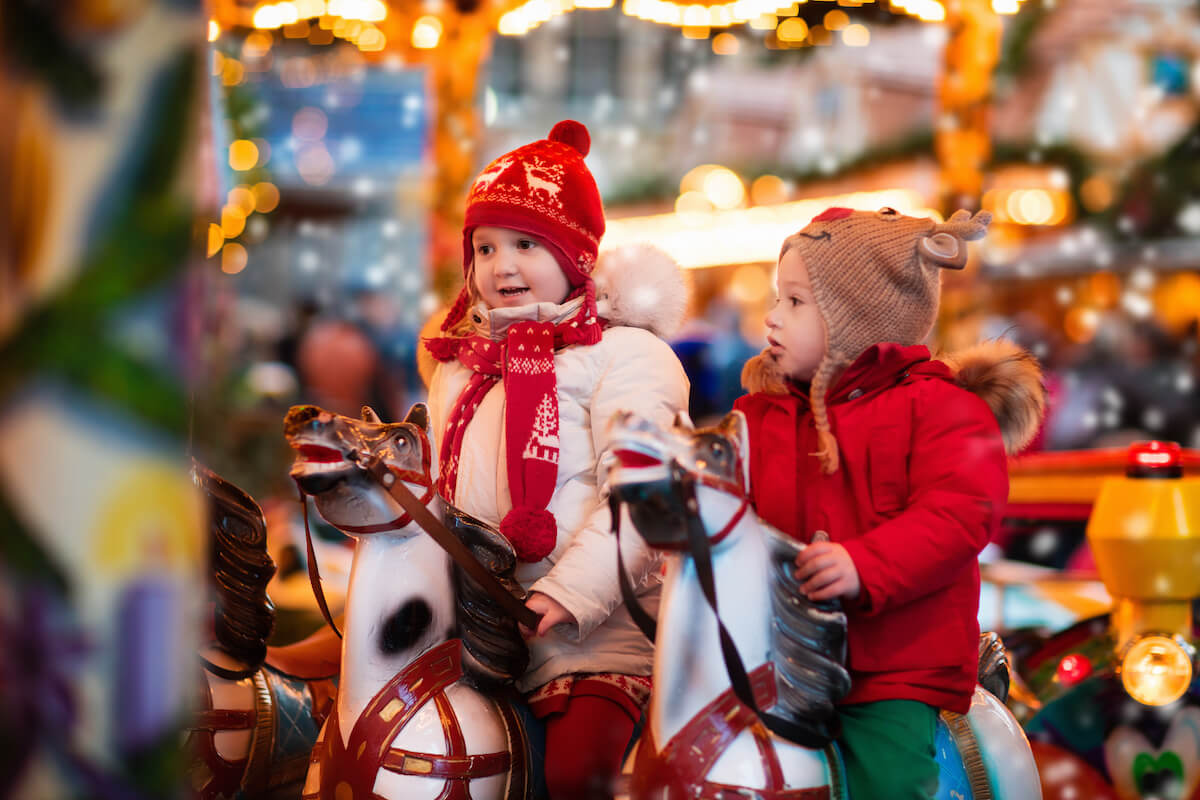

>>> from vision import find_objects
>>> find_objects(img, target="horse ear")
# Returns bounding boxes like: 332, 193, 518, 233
673, 409, 695, 430
724, 410, 751, 491
361, 406, 382, 423
404, 403, 430, 432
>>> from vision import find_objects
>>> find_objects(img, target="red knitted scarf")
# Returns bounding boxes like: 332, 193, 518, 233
434, 318, 586, 562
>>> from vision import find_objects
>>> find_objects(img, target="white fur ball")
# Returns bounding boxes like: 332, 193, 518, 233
594, 244, 689, 338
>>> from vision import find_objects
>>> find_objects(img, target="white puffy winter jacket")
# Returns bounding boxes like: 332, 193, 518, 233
428, 297, 690, 691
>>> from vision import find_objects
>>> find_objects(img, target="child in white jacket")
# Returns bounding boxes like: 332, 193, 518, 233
424, 120, 689, 799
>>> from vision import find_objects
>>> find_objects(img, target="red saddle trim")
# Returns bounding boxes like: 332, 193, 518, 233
192, 708, 256, 731
312, 639, 516, 800
632, 663, 830, 800
381, 748, 510, 780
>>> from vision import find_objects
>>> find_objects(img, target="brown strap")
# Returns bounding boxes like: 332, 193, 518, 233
300, 487, 343, 639
364, 458, 542, 631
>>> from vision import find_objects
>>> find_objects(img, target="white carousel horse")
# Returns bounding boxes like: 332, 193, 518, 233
607, 410, 1042, 800
284, 403, 534, 800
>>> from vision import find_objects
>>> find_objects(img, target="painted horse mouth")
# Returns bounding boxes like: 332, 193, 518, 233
608, 434, 672, 488
612, 448, 663, 469
296, 444, 345, 463
287, 436, 358, 493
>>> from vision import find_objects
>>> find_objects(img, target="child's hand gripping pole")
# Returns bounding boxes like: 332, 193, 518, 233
793, 530, 862, 602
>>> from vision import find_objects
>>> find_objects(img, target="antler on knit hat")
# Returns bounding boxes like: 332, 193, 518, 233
763, 206, 992, 474
425, 121, 608, 563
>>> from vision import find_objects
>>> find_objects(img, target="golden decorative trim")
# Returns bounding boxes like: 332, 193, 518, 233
379, 698, 405, 722
242, 668, 277, 797
402, 755, 434, 774
941, 710, 993, 800
824, 742, 847, 800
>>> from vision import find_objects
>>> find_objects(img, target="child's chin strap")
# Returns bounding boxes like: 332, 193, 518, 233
612, 463, 837, 750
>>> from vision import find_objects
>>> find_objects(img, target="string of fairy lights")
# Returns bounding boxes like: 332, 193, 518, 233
223, 0, 1031, 49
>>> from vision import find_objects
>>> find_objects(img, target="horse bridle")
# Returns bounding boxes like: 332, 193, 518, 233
613, 456, 829, 750
652, 454, 749, 550
295, 430, 541, 637
331, 434, 435, 534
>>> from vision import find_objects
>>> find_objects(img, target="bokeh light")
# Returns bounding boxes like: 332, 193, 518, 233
221, 242, 248, 275
228, 139, 260, 171
702, 167, 746, 210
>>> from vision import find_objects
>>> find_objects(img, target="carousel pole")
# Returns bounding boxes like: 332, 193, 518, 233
427, 1, 506, 298
935, 0, 1002, 215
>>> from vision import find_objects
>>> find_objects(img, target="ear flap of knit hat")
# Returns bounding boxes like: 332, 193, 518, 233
422, 286, 472, 362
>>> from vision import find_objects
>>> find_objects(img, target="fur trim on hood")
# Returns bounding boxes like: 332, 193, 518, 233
943, 339, 1045, 455
741, 350, 788, 396
740, 338, 1046, 455
594, 244, 689, 338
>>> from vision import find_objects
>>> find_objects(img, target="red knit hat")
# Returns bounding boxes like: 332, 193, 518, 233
438, 119, 605, 347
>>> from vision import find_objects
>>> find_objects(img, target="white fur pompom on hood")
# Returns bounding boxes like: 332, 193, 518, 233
593, 244, 690, 339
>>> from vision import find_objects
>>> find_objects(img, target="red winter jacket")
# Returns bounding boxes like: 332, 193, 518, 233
733, 343, 1008, 714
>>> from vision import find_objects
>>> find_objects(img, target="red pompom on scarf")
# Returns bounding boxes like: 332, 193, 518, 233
501, 506, 557, 563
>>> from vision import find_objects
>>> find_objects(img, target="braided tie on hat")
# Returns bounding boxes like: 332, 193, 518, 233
809, 355, 845, 475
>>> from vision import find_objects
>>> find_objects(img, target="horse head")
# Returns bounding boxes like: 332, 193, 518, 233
608, 409, 750, 550
284, 403, 434, 534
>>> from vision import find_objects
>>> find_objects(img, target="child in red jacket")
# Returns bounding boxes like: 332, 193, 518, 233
734, 206, 1044, 799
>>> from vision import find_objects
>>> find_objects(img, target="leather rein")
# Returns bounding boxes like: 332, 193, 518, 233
296, 438, 541, 638
613, 458, 828, 750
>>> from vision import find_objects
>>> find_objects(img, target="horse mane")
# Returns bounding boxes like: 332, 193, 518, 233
765, 527, 852, 743
443, 504, 530, 691
194, 463, 277, 670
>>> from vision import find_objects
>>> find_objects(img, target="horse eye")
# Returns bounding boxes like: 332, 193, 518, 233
394, 436, 408, 449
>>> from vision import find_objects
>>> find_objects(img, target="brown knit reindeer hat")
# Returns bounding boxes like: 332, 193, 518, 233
768, 206, 992, 474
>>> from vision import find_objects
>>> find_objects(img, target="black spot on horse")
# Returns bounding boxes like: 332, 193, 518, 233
379, 599, 433, 655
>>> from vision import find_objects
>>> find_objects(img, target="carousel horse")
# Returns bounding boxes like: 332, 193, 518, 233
187, 464, 340, 800
607, 410, 1042, 800
283, 403, 536, 800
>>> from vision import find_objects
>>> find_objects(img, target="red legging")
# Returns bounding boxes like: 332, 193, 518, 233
542, 693, 638, 800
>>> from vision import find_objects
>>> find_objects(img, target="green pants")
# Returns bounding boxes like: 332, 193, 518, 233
836, 700, 939, 800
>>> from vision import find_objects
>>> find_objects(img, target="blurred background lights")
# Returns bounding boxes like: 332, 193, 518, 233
702, 167, 746, 209
228, 186, 256, 216
207, 224, 223, 258
712, 32, 739, 55
1064, 307, 1100, 343
221, 243, 249, 275
842, 23, 869, 46
1176, 203, 1200, 235
297, 144, 336, 185
728, 264, 771, 305
823, 9, 848, 30
221, 205, 248, 238
411, 16, 443, 49
675, 190, 713, 214
292, 107, 328, 141
776, 17, 807, 43
252, 182, 281, 213
750, 175, 788, 206
229, 139, 260, 171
